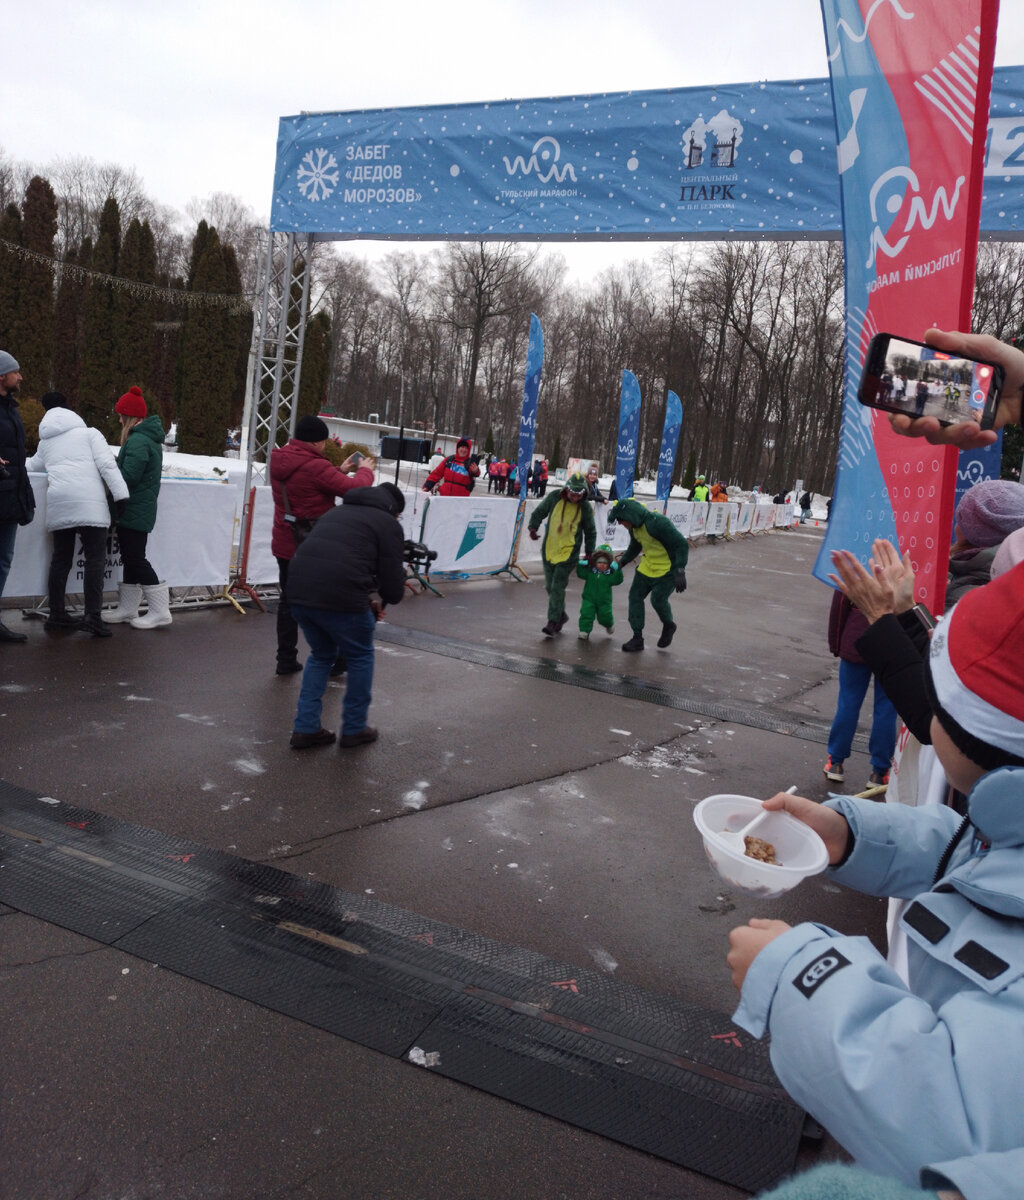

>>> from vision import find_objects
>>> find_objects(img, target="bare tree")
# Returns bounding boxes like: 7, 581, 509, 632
437, 241, 540, 432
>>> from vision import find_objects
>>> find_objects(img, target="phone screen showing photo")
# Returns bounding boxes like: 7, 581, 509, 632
860, 335, 1002, 427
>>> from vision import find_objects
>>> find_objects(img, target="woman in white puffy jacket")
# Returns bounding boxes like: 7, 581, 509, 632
25, 393, 128, 636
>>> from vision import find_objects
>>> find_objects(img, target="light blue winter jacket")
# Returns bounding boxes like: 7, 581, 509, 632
734, 767, 1024, 1200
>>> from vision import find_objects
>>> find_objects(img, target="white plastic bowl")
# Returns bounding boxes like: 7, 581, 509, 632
693, 793, 829, 898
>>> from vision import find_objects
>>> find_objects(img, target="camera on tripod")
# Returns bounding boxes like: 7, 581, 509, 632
403, 539, 438, 571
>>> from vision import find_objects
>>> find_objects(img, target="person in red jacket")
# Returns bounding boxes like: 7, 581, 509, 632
269, 415, 375, 675
422, 437, 480, 496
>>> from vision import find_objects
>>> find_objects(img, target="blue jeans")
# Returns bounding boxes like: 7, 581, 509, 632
291, 605, 376, 737
0, 520, 17, 600
828, 658, 898, 773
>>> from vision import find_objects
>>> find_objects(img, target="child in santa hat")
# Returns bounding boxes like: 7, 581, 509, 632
728, 560, 1024, 1200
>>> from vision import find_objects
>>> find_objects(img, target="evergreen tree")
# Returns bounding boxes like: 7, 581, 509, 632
185, 220, 213, 288
6, 178, 57, 395
80, 198, 121, 434
52, 243, 88, 405
116, 217, 157, 388
551, 434, 563, 470
0, 203, 22, 352
178, 225, 235, 455
682, 446, 697, 490
484, 427, 495, 455
297, 310, 331, 424
150, 271, 183, 431
222, 243, 251, 428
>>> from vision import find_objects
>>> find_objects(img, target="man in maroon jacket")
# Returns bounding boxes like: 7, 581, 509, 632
269, 415, 375, 675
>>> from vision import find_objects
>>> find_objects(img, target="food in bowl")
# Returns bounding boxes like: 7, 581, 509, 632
744, 835, 777, 864
694, 793, 829, 898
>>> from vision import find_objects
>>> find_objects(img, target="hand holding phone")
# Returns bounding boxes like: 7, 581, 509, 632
859, 332, 1005, 430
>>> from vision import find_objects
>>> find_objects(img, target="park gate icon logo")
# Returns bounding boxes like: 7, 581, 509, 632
681, 110, 743, 171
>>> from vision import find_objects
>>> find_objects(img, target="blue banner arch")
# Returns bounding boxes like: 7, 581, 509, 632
272, 70, 1024, 242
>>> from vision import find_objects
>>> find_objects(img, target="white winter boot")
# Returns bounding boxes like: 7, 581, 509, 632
102, 582, 144, 624
130, 583, 173, 629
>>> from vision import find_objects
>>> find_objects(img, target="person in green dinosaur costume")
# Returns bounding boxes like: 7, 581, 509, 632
610, 498, 689, 651
527, 472, 596, 637
575, 543, 622, 640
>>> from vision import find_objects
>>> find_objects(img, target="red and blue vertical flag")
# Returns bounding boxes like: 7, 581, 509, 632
615, 370, 642, 501
656, 390, 683, 504
815, 0, 999, 613
516, 314, 544, 491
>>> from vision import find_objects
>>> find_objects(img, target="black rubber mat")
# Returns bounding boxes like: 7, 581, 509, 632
377, 623, 869, 752
0, 779, 806, 1192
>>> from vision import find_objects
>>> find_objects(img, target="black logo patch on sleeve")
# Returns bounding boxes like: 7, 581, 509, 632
793, 949, 852, 998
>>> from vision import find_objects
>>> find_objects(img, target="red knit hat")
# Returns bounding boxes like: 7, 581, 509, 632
116, 385, 147, 417
927, 559, 1024, 766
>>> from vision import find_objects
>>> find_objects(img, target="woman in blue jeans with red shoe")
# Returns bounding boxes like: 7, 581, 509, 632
823, 589, 897, 791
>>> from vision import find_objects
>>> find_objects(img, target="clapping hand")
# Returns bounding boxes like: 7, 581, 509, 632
829, 540, 914, 622
869, 538, 916, 612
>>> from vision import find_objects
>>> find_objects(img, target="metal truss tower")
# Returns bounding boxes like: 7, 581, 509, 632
229, 232, 312, 605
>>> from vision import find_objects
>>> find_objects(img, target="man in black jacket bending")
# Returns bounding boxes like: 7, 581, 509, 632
286, 483, 406, 749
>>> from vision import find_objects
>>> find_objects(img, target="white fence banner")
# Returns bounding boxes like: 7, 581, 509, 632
733, 504, 755, 535
420, 496, 520, 574
3, 479, 815, 604
752, 503, 776, 532
706, 504, 730, 537
8, 476, 242, 599
246, 484, 278, 584
664, 500, 694, 540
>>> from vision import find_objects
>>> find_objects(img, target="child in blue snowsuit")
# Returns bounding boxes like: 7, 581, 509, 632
575, 544, 621, 640
728, 560, 1024, 1200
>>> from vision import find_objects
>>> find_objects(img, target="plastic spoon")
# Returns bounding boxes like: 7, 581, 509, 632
718, 787, 797, 851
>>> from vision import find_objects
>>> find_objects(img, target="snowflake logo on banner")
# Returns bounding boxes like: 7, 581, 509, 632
296, 148, 340, 202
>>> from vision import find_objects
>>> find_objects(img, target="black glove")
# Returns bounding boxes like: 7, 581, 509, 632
528, 528, 539, 541
674, 567, 687, 593
115, 499, 128, 518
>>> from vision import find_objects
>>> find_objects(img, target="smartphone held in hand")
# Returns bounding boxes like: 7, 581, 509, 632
858, 333, 1005, 429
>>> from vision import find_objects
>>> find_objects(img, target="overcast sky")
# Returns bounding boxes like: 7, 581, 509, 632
5, 0, 1024, 281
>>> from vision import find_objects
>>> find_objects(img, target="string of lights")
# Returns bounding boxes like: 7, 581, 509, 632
0, 237, 255, 314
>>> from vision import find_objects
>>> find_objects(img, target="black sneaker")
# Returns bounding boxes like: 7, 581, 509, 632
541, 620, 559, 637
78, 615, 113, 638
621, 634, 645, 652
555, 611, 569, 631
289, 728, 336, 750
44, 612, 81, 630
339, 726, 379, 748
0, 620, 27, 643
276, 659, 303, 676
657, 621, 677, 648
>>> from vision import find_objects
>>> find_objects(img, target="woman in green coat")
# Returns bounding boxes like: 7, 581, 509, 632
103, 386, 172, 629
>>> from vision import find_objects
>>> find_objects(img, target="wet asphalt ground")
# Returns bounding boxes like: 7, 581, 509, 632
0, 521, 887, 1200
